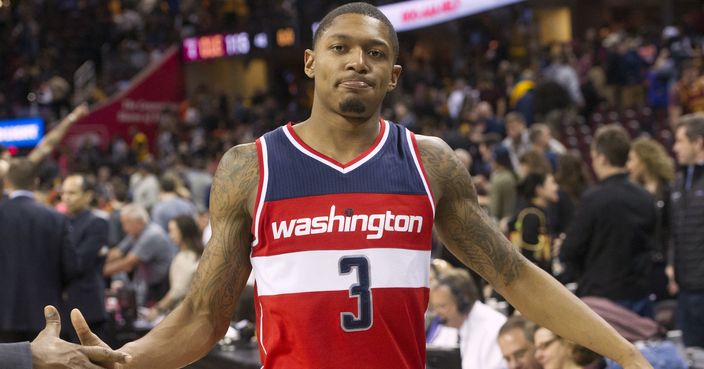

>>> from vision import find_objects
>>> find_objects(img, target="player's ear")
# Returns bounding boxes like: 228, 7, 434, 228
304, 49, 315, 78
387, 65, 402, 91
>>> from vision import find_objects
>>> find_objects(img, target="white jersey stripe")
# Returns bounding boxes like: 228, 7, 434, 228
282, 120, 390, 174
406, 129, 435, 215
252, 248, 430, 296
252, 137, 270, 247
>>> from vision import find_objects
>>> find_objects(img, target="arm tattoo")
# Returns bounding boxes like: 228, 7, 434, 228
187, 143, 257, 326
417, 136, 525, 287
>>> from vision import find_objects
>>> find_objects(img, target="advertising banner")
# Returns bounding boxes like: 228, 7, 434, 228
64, 46, 185, 150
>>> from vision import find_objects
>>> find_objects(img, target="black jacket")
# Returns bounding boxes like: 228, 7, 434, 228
561, 173, 655, 300
0, 195, 80, 334
63, 210, 109, 324
670, 164, 704, 291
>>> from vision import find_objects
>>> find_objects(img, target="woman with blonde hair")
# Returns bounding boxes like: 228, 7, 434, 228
626, 137, 676, 301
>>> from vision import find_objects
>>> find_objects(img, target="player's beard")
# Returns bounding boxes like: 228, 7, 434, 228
339, 96, 366, 114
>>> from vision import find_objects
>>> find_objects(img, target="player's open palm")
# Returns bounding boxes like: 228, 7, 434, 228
71, 308, 131, 369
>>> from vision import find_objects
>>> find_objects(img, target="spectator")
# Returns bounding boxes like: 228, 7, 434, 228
554, 152, 591, 208
146, 215, 203, 321
150, 173, 197, 232
534, 326, 602, 369
509, 172, 559, 273
129, 162, 160, 211
560, 125, 656, 317
489, 145, 518, 226
497, 316, 541, 369
626, 138, 676, 301
669, 60, 704, 129
103, 203, 175, 306
529, 124, 565, 171
502, 112, 531, 171
59, 174, 109, 340
0, 159, 79, 342
428, 269, 506, 369
670, 113, 704, 348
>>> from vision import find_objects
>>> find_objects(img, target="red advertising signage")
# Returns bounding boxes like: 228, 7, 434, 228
64, 46, 185, 150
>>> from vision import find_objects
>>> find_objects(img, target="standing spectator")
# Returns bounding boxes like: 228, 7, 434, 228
669, 60, 704, 129
555, 152, 592, 209
544, 46, 584, 107
151, 174, 197, 232
103, 204, 175, 306
0, 159, 79, 342
60, 174, 109, 339
129, 162, 160, 211
498, 316, 541, 369
509, 173, 559, 273
428, 269, 506, 369
529, 123, 566, 171
489, 146, 518, 226
627, 138, 676, 302
670, 113, 704, 348
502, 112, 531, 171
560, 125, 656, 317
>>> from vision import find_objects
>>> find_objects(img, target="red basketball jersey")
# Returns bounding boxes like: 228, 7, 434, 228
251, 120, 435, 368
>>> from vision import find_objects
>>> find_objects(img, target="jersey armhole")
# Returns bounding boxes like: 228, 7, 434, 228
251, 138, 269, 247
406, 130, 436, 216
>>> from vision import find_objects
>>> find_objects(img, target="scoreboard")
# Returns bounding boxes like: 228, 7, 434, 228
182, 27, 297, 62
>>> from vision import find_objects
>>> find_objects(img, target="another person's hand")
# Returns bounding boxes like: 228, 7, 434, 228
31, 306, 130, 369
71, 309, 130, 369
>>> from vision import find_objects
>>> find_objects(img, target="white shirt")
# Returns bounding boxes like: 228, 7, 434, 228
428, 301, 507, 369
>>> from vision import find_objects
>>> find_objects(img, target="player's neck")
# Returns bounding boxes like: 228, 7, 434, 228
295, 112, 382, 164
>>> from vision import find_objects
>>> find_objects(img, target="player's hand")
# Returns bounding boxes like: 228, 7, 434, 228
31, 305, 130, 369
71, 308, 132, 369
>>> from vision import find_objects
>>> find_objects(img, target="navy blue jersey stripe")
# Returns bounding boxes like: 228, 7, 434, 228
262, 122, 428, 202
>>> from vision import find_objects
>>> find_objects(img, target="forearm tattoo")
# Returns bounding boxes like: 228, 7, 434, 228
188, 143, 257, 324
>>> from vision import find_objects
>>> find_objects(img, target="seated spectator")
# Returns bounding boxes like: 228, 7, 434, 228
427, 269, 506, 369
103, 203, 176, 306
534, 326, 601, 369
151, 173, 197, 232
146, 215, 203, 321
498, 316, 541, 369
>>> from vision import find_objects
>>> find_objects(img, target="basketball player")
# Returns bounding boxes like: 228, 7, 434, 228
81, 3, 652, 369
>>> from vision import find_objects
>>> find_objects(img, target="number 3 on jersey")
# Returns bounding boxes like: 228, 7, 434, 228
339, 256, 373, 331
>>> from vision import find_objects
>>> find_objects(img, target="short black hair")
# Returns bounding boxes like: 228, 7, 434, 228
313, 2, 399, 60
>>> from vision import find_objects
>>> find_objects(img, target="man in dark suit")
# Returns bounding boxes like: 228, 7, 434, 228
60, 174, 109, 340
0, 158, 80, 342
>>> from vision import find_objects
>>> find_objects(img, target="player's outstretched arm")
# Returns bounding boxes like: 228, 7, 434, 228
416, 135, 652, 369
116, 143, 258, 369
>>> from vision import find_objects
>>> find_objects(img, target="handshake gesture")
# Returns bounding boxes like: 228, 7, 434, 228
28, 306, 130, 369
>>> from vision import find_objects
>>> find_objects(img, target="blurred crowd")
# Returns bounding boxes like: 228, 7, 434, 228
2, 0, 704, 368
